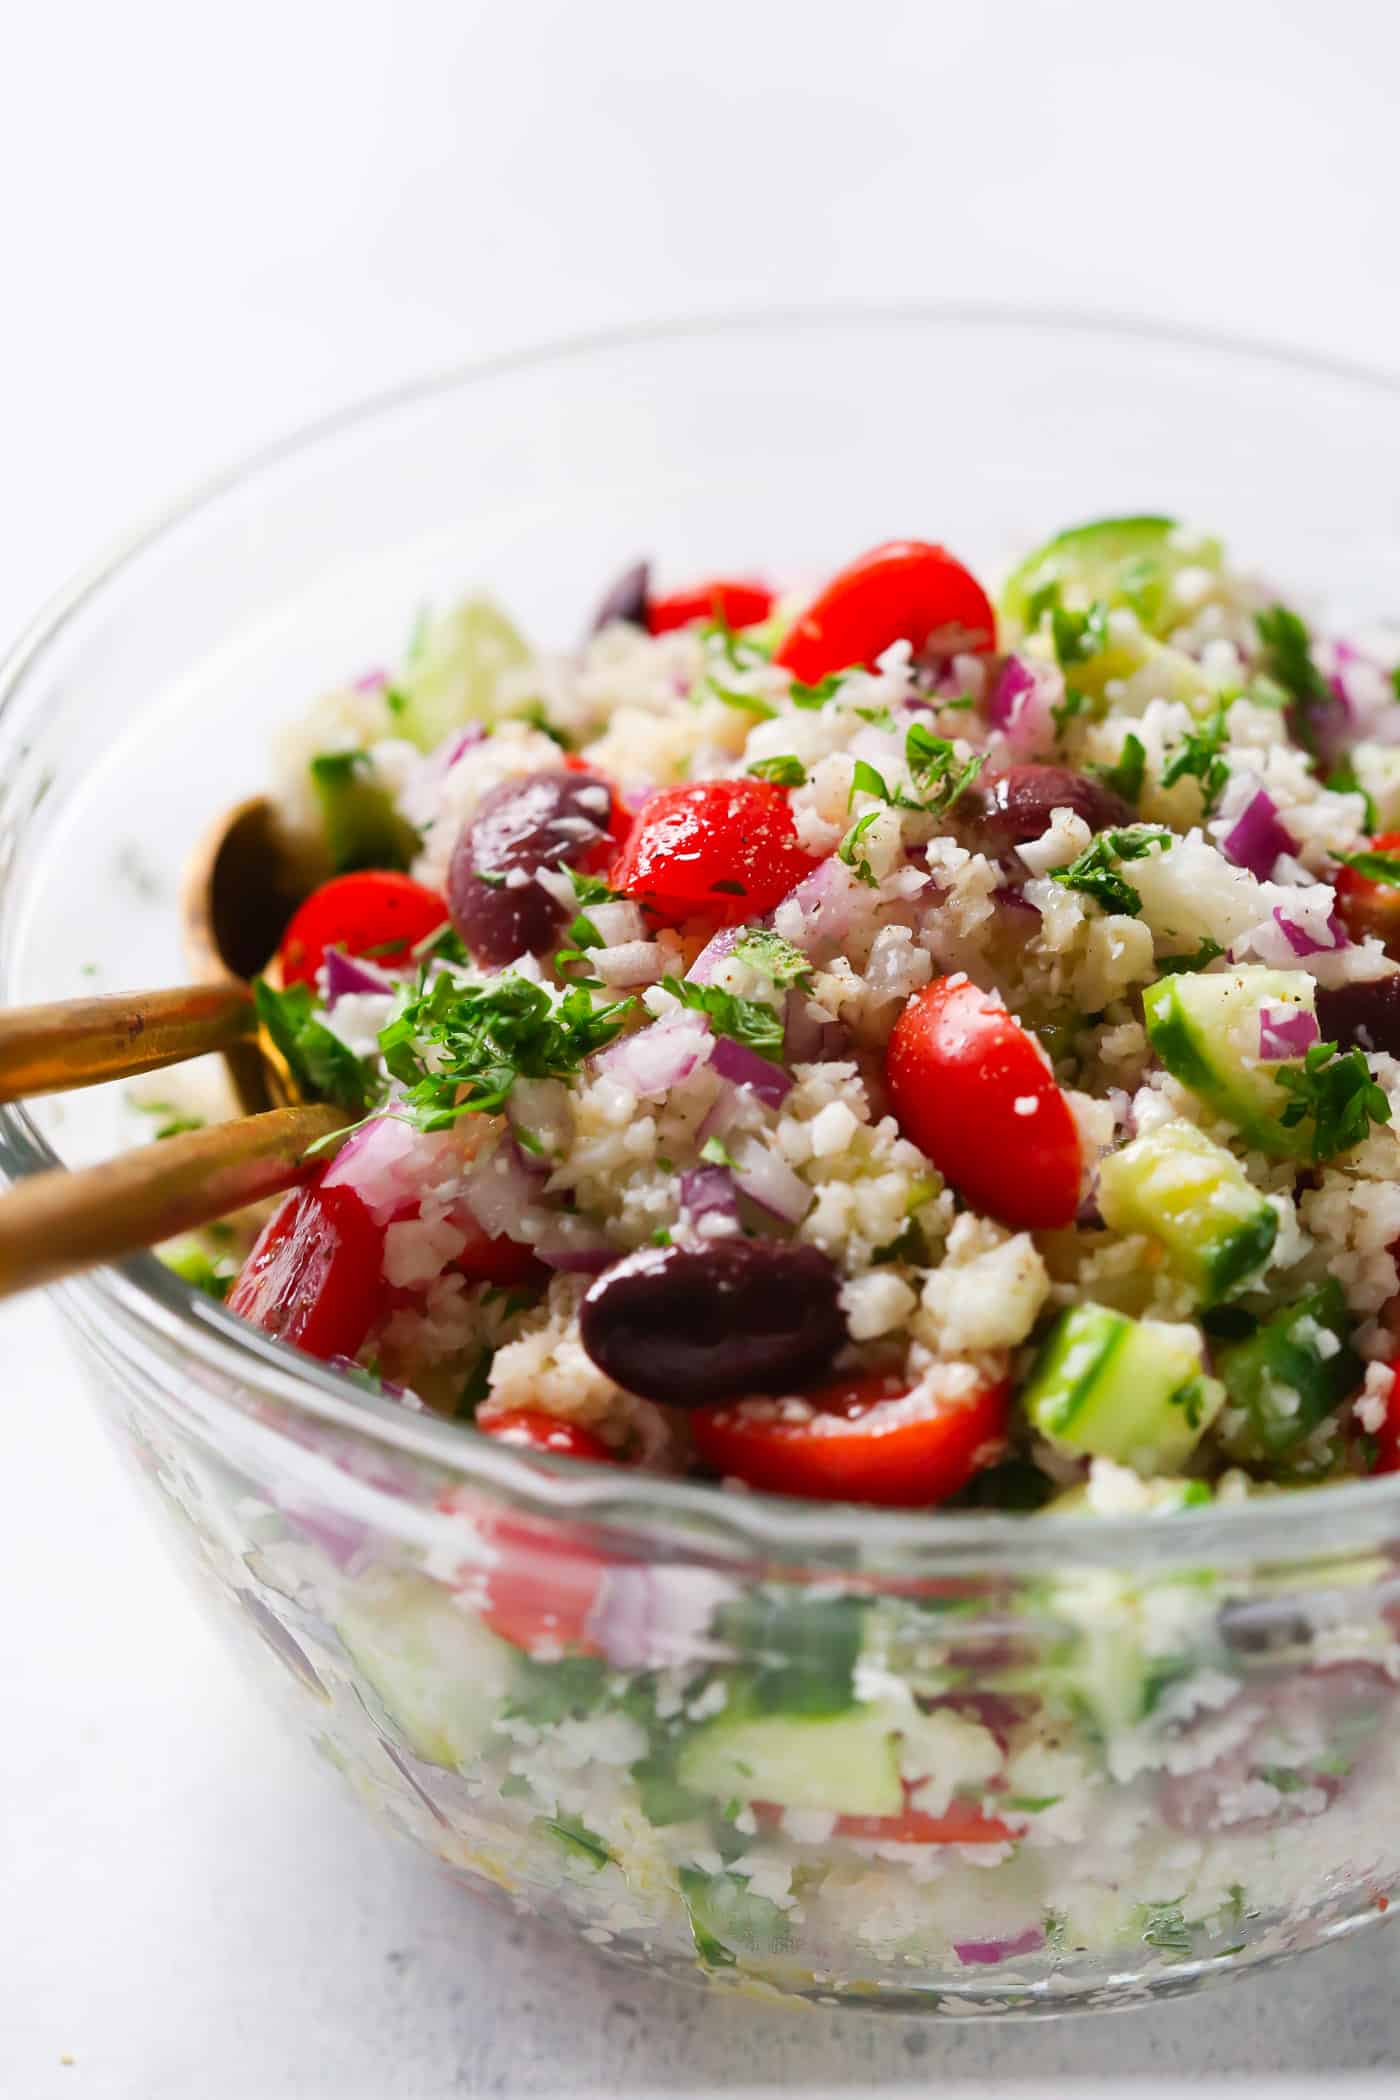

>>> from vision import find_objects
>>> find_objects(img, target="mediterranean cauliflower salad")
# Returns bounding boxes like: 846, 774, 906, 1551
195, 522, 1400, 1514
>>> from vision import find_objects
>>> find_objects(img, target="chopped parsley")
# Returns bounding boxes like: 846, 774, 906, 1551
560, 865, 626, 951
378, 972, 633, 1130
1051, 684, 1089, 739
1338, 847, 1400, 888
1050, 826, 1171, 917
902, 721, 985, 815
698, 609, 769, 671
253, 979, 376, 1115
1326, 757, 1378, 832
747, 754, 807, 786
731, 926, 811, 986
1155, 936, 1226, 975
837, 807, 882, 886
699, 1134, 738, 1168
787, 673, 845, 709
1274, 1039, 1392, 1160
1254, 604, 1333, 754
1137, 1901, 1193, 1959
1050, 600, 1109, 668
1097, 731, 1146, 805
308, 747, 371, 789
135, 1100, 206, 1141
1161, 701, 1231, 811
706, 677, 777, 720
660, 976, 785, 1060
536, 1812, 614, 1870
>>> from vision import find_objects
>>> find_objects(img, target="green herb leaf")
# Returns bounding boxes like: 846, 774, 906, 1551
379, 972, 633, 1130
678, 1868, 792, 1966
848, 756, 893, 810
787, 673, 845, 709
747, 754, 807, 786
706, 677, 777, 721
716, 1588, 868, 1717
1274, 1039, 1392, 1160
1254, 604, 1334, 755
1161, 701, 1231, 811
660, 975, 786, 1060
836, 807, 882, 886
1098, 732, 1146, 805
1155, 936, 1226, 975
1051, 600, 1109, 668
1326, 757, 1378, 833
903, 721, 986, 816
536, 1812, 614, 1870
699, 1134, 737, 1168
253, 979, 375, 1115
1137, 1901, 1193, 1958
1339, 848, 1400, 888
1050, 826, 1171, 917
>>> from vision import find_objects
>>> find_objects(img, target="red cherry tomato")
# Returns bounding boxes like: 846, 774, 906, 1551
1336, 830, 1400, 953
561, 752, 634, 873
481, 1410, 615, 1461
228, 1177, 385, 1361
885, 978, 1081, 1231
452, 1213, 547, 1289
278, 871, 449, 990
774, 540, 996, 685
835, 1796, 1013, 1845
1372, 1359, 1400, 1472
611, 778, 817, 927
647, 579, 774, 635
690, 1370, 1008, 1507
437, 1488, 611, 1653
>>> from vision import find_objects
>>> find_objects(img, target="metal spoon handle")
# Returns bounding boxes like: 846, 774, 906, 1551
0, 1102, 347, 1300
0, 982, 256, 1103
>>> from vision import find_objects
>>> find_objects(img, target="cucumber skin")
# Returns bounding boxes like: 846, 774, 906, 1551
675, 1704, 904, 1819
1216, 1280, 1362, 1462
1199, 1206, 1280, 1304
1097, 1121, 1278, 1307
1142, 976, 1309, 1160
1024, 1304, 1222, 1473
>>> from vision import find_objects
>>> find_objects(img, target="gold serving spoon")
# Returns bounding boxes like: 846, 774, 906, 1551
0, 797, 340, 1299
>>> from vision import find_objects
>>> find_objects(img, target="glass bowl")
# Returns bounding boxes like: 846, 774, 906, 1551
5, 308, 1400, 2018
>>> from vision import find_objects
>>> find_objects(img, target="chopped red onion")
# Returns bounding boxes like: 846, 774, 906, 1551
324, 1112, 453, 1225
709, 1032, 792, 1107
595, 1013, 711, 1099
686, 925, 743, 985
783, 991, 850, 1065
1222, 790, 1295, 879
1272, 906, 1348, 958
586, 1566, 740, 1671
953, 1928, 1044, 1967
353, 668, 389, 692
729, 1136, 811, 1223
324, 946, 396, 1005
462, 1140, 543, 1238
441, 723, 487, 769
678, 1164, 740, 1227
993, 884, 1041, 919
535, 1231, 615, 1275
1258, 1006, 1321, 1060
986, 655, 1057, 757
773, 855, 864, 950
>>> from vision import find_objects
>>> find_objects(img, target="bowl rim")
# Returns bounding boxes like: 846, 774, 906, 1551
7, 296, 1400, 1567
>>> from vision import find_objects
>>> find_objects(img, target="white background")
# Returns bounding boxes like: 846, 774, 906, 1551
5, 3, 1400, 2093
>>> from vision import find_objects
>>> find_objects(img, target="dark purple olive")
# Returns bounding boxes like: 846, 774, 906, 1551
589, 559, 651, 635
1315, 974, 1400, 1057
448, 769, 613, 966
972, 765, 1130, 853
579, 1239, 846, 1406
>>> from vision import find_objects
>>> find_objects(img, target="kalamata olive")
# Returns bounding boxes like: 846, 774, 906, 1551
448, 769, 613, 966
1315, 973, 1400, 1057
972, 765, 1130, 853
579, 1239, 846, 1405
588, 559, 651, 634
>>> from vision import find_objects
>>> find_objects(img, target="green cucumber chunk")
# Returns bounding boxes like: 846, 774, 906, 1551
1214, 1279, 1361, 1462
392, 595, 532, 752
309, 749, 419, 873
1001, 515, 1222, 639
676, 1702, 903, 1818
335, 1571, 512, 1768
1143, 967, 1318, 1156
1023, 1302, 1224, 1474
1097, 1118, 1278, 1305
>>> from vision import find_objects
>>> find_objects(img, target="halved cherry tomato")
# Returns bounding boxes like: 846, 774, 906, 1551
774, 540, 996, 685
611, 778, 817, 927
228, 1176, 385, 1361
1335, 831, 1400, 953
561, 751, 633, 873
1373, 1359, 1400, 1472
437, 1488, 611, 1653
278, 871, 449, 990
690, 1370, 1008, 1507
885, 978, 1081, 1231
647, 579, 774, 635
481, 1410, 615, 1461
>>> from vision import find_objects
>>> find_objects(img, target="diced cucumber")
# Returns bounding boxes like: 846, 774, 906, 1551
392, 595, 532, 752
309, 749, 419, 873
336, 1571, 513, 1768
1097, 1119, 1277, 1305
1001, 516, 1222, 640
1143, 967, 1318, 1157
1023, 1303, 1225, 1474
1214, 1279, 1361, 1462
676, 1702, 903, 1818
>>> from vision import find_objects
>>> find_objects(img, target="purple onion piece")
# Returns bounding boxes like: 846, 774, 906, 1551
353, 667, 389, 693
953, 1928, 1045, 1968
440, 723, 487, 769
536, 1239, 615, 1275
1222, 789, 1296, 878
678, 1164, 740, 1227
1273, 906, 1347, 959
709, 1031, 792, 1107
596, 1014, 711, 1100
686, 924, 743, 985
986, 654, 1036, 729
1258, 1006, 1321, 1060
782, 990, 851, 1065
589, 559, 651, 634
324, 946, 396, 1005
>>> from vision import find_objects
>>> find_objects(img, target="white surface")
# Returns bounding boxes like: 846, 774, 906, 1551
6, 2, 1400, 2093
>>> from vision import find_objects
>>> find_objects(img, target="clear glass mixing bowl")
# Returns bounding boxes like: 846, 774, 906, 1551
4, 308, 1400, 2016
